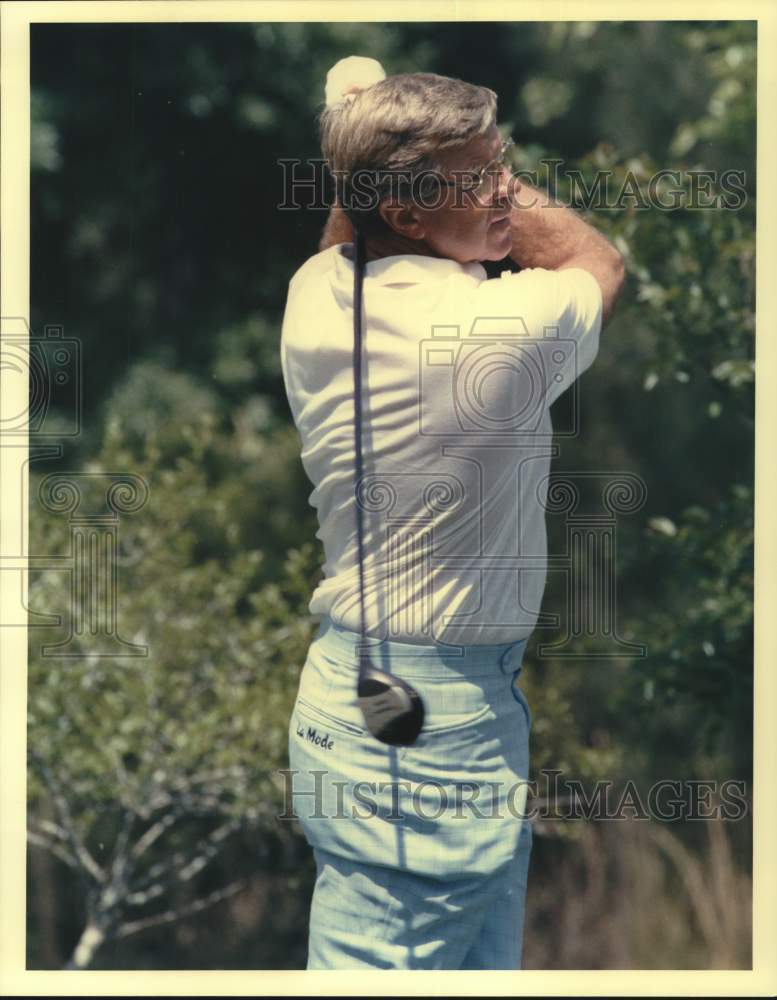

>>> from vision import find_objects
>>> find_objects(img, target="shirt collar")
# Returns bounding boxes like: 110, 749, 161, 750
335, 244, 487, 286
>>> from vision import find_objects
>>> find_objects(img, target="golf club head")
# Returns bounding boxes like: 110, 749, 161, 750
357, 662, 425, 746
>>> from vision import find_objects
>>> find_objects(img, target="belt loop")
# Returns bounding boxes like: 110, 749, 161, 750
499, 638, 527, 675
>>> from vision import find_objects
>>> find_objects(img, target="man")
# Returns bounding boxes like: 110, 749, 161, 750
280, 57, 624, 970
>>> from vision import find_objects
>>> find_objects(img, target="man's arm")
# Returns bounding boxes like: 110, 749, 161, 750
507, 179, 625, 324
319, 203, 354, 252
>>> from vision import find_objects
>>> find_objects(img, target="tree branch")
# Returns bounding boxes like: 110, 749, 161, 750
116, 879, 247, 939
138, 767, 250, 817
35, 818, 71, 842
125, 882, 166, 907
27, 828, 78, 869
29, 748, 106, 885
109, 808, 136, 878
131, 818, 240, 894
130, 811, 178, 861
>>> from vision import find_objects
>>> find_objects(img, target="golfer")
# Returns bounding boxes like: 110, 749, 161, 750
280, 57, 624, 970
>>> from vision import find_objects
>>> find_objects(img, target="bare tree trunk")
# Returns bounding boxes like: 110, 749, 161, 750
64, 919, 106, 970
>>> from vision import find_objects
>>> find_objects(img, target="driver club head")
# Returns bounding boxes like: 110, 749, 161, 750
357, 662, 425, 747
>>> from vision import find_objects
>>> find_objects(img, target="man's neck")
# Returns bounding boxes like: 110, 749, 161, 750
361, 231, 442, 262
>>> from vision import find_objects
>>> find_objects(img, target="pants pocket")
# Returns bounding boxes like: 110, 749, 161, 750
296, 696, 366, 738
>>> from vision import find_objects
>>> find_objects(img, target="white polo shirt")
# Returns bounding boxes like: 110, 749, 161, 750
280, 244, 602, 646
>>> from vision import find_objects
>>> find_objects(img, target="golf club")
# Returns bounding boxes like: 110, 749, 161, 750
351, 227, 425, 746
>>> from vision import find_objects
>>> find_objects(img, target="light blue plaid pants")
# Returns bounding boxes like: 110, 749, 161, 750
287, 615, 533, 970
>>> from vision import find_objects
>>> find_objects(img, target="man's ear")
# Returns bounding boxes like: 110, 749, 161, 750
378, 200, 426, 240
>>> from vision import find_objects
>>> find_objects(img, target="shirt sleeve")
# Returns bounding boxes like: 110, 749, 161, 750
468, 265, 603, 413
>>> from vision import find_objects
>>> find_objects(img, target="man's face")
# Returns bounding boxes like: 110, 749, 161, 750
412, 124, 514, 264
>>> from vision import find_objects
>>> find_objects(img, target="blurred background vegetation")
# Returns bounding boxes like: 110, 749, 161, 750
27, 19, 754, 969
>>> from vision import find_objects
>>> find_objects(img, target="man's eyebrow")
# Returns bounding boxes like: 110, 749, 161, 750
460, 147, 498, 174
474, 140, 503, 170
449, 139, 501, 176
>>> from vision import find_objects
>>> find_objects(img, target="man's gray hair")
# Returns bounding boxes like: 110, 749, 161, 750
319, 72, 497, 234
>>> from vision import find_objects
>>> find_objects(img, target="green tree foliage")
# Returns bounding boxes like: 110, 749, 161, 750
28, 393, 321, 967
